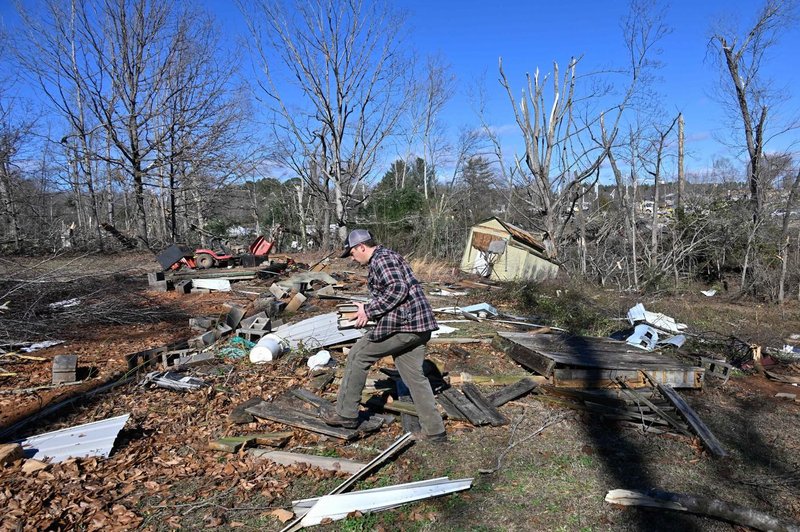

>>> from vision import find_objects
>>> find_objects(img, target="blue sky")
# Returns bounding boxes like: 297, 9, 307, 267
3, 0, 799, 184
394, 0, 800, 179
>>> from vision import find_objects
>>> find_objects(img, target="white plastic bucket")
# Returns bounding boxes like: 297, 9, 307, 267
249, 333, 289, 364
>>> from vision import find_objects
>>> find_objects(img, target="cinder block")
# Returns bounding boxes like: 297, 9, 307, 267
225, 305, 246, 329
147, 272, 165, 285
149, 280, 169, 292
214, 323, 233, 339
189, 317, 217, 330
161, 349, 192, 368
240, 312, 268, 330
236, 328, 269, 342
189, 330, 216, 349
175, 280, 192, 294
269, 283, 287, 299
175, 352, 216, 367
52, 354, 78, 384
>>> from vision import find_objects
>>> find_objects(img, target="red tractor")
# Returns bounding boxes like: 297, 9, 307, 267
156, 226, 282, 271
192, 234, 275, 269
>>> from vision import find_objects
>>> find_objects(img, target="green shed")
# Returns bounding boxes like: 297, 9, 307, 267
459, 218, 558, 282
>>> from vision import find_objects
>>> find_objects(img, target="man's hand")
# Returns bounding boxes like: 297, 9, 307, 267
354, 302, 369, 328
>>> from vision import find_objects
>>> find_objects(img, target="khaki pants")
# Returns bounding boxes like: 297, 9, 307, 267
336, 331, 445, 436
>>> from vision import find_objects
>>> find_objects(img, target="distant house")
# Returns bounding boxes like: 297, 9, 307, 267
459, 217, 559, 282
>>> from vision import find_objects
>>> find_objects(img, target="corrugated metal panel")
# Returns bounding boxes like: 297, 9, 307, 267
17, 413, 130, 463
296, 477, 473, 525
276, 312, 363, 349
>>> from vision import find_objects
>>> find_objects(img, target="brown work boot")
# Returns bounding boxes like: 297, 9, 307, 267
411, 431, 448, 443
320, 408, 360, 429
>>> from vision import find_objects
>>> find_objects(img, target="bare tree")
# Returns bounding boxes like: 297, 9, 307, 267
242, 0, 414, 244
710, 0, 799, 221
495, 0, 670, 259
16, 0, 245, 248
643, 115, 679, 270
416, 55, 455, 201
607, 126, 643, 289
0, 103, 25, 252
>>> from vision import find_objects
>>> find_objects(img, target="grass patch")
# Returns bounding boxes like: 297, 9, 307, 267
499, 280, 614, 335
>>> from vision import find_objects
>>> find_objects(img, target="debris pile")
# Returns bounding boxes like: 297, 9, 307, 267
2, 256, 800, 530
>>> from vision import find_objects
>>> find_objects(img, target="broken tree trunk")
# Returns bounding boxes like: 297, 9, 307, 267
605, 489, 800, 532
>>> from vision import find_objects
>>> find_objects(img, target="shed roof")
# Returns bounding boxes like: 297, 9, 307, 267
476, 217, 546, 253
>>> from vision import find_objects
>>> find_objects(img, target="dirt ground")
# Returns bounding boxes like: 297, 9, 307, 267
1, 252, 800, 531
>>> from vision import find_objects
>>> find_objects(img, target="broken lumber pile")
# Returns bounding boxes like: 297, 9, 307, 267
493, 331, 704, 389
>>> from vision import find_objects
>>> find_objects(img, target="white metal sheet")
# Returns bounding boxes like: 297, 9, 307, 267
276, 312, 362, 349
298, 477, 473, 526
17, 413, 130, 463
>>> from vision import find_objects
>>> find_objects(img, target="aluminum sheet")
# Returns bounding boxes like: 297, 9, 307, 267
17, 413, 130, 463
276, 312, 362, 349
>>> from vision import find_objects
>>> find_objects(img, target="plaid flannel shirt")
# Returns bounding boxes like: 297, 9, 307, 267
364, 246, 438, 341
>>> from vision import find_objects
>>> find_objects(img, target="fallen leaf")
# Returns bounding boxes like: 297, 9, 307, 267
270, 508, 294, 523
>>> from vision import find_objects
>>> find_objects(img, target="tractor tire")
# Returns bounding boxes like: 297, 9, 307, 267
195, 253, 215, 269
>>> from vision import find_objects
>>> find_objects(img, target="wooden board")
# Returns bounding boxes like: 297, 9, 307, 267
495, 332, 703, 389
657, 384, 728, 457
616, 383, 693, 438
250, 449, 366, 474
461, 383, 508, 426
496, 332, 696, 369
440, 388, 491, 426
486, 378, 539, 407
209, 432, 291, 453
436, 394, 468, 421
246, 401, 383, 440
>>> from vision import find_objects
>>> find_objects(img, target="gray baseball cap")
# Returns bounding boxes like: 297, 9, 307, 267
340, 229, 373, 258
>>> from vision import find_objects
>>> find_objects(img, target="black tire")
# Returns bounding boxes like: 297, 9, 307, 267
195, 253, 214, 269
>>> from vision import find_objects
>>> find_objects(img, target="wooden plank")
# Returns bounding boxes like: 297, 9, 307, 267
583, 402, 678, 426
436, 394, 467, 421
308, 371, 335, 391
616, 381, 694, 438
250, 450, 366, 474
440, 388, 491, 426
285, 292, 307, 313
461, 383, 508, 426
379, 400, 418, 416
552, 368, 702, 389
290, 388, 332, 409
604, 489, 795, 531
496, 332, 700, 371
208, 432, 292, 453
552, 368, 647, 388
228, 396, 266, 424
657, 384, 728, 457
493, 334, 556, 377
450, 373, 545, 386
486, 378, 539, 407
246, 401, 382, 440
449, 346, 472, 358
429, 337, 493, 345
